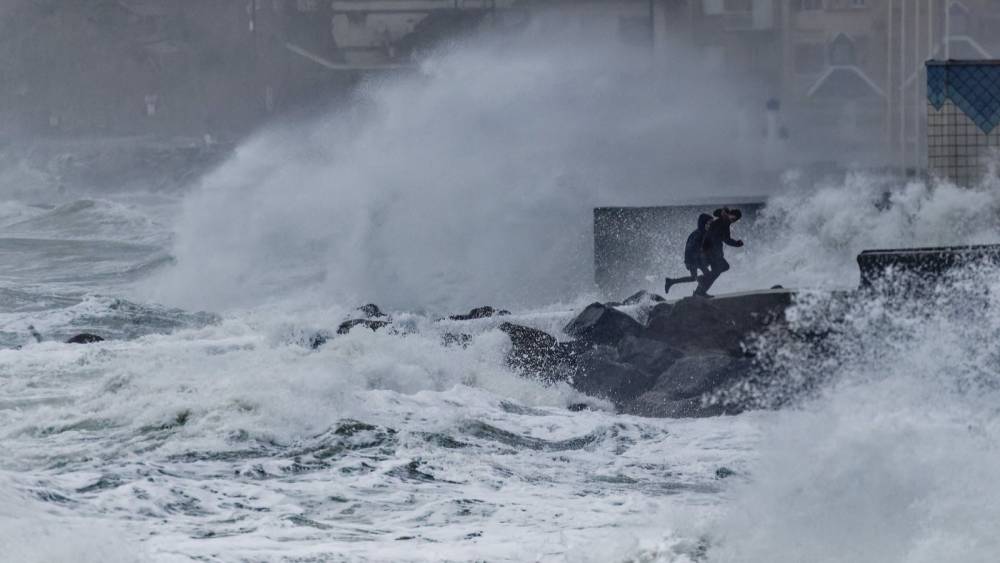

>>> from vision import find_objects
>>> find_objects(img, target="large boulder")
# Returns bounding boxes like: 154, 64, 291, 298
571, 347, 657, 404
564, 302, 643, 346
622, 290, 666, 306
499, 322, 561, 379
645, 297, 742, 353
709, 290, 793, 334
615, 335, 684, 376
623, 353, 753, 417
645, 291, 794, 354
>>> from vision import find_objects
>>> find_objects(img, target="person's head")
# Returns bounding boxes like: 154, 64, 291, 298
712, 208, 724, 218
727, 208, 742, 222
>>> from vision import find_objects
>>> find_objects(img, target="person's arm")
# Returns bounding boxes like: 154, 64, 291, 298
722, 224, 743, 247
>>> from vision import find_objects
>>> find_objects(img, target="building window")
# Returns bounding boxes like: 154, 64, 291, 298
829, 34, 856, 65
795, 43, 826, 73
798, 0, 824, 10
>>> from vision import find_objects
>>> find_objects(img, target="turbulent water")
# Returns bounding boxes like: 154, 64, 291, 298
4, 35, 1000, 563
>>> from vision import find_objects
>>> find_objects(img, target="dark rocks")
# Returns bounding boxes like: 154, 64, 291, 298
357, 304, 387, 318
552, 289, 795, 418
651, 353, 748, 399
623, 354, 752, 417
572, 347, 657, 403
646, 302, 673, 323
615, 335, 684, 376
622, 290, 666, 305
551, 339, 595, 368
66, 333, 104, 344
499, 322, 555, 352
337, 319, 391, 335
563, 302, 643, 346
709, 291, 792, 335
499, 322, 561, 377
449, 306, 511, 321
307, 303, 392, 345
645, 297, 743, 354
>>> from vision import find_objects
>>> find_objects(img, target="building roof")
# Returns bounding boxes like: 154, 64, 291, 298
927, 60, 1000, 133
807, 65, 886, 100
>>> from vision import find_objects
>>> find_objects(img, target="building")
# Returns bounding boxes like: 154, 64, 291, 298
926, 60, 1000, 185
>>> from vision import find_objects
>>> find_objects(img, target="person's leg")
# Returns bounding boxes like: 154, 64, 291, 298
695, 257, 728, 297
694, 269, 717, 297
666, 267, 699, 294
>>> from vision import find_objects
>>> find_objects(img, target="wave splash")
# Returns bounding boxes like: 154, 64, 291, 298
144, 32, 769, 313
697, 262, 1000, 563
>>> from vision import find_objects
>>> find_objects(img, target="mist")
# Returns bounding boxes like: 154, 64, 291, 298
136, 28, 795, 312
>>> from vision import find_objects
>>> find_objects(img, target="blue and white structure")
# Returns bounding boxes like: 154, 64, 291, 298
926, 60, 1000, 185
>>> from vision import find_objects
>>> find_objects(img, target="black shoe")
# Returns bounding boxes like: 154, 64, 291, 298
664, 278, 674, 295
693, 289, 714, 298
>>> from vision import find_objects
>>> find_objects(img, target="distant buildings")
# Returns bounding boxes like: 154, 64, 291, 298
653, 0, 1000, 176
275, 0, 1000, 177
3, 0, 999, 184
926, 60, 1000, 185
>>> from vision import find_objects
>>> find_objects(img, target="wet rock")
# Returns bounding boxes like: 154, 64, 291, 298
449, 306, 511, 321
499, 322, 555, 351
337, 319, 391, 335
571, 347, 657, 404
499, 322, 562, 378
707, 291, 793, 335
66, 333, 104, 344
564, 302, 643, 346
551, 339, 595, 368
615, 335, 684, 376
357, 304, 387, 319
645, 302, 673, 324
654, 353, 748, 398
644, 291, 793, 355
622, 290, 666, 306
644, 297, 742, 354
623, 353, 753, 417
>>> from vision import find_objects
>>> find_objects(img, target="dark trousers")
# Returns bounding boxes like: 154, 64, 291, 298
696, 255, 729, 295
671, 264, 707, 284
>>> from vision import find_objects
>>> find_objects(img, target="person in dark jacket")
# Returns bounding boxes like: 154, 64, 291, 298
664, 212, 714, 295
695, 207, 744, 297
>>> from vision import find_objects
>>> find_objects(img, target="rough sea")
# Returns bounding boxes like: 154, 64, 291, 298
3, 37, 1000, 563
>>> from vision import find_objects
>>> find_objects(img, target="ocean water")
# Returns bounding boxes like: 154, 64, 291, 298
3, 34, 1000, 563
